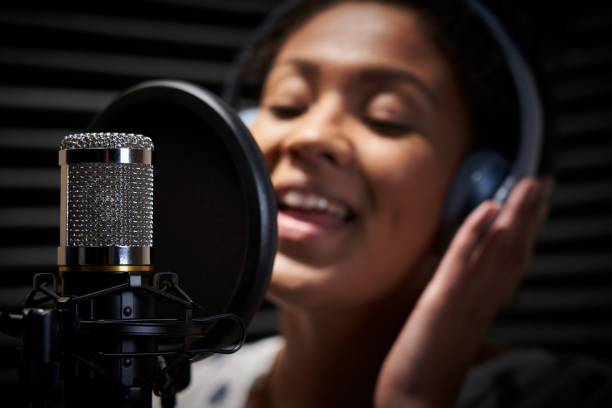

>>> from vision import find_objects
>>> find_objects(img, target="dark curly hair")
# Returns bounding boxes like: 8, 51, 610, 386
225, 0, 528, 163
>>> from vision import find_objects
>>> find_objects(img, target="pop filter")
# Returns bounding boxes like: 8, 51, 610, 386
88, 79, 276, 348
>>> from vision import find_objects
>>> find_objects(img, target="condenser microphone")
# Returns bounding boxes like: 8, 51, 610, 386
58, 132, 154, 269
5, 80, 276, 408
58, 132, 157, 407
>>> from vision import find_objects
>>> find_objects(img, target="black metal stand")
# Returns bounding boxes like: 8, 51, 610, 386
2, 271, 245, 408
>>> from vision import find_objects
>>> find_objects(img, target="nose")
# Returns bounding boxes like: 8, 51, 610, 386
281, 95, 353, 169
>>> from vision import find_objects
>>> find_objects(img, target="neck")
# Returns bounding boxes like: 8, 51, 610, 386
266, 299, 414, 408
249, 255, 437, 408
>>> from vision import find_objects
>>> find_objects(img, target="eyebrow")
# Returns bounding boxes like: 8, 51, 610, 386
274, 59, 439, 110
276, 58, 320, 77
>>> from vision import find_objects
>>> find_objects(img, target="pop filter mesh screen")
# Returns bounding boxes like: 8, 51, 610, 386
92, 101, 249, 319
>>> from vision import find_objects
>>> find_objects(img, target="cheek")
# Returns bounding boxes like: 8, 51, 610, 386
362, 136, 449, 223
359, 138, 449, 270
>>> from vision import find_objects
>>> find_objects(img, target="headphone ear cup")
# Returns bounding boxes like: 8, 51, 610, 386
438, 150, 510, 249
238, 107, 260, 126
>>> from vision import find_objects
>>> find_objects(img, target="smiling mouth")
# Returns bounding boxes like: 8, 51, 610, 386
276, 188, 356, 240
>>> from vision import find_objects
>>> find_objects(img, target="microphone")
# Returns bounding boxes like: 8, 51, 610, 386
58, 132, 154, 268
57, 132, 156, 407
1, 80, 276, 408
20, 132, 243, 408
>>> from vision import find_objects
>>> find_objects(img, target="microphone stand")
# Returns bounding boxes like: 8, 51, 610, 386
2, 271, 245, 408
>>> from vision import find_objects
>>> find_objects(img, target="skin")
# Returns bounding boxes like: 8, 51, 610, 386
245, 2, 553, 407
253, 1, 470, 311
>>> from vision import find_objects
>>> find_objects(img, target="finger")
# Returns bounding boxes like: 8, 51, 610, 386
532, 176, 554, 227
473, 178, 551, 286
441, 200, 500, 270
422, 201, 501, 306
494, 178, 541, 231
515, 177, 554, 259
487, 178, 541, 250
498, 177, 553, 254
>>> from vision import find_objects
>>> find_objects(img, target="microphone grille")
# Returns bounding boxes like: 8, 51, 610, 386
61, 133, 154, 248
61, 132, 153, 150
67, 163, 154, 247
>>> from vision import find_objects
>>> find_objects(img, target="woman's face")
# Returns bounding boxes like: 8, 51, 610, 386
249, 1, 471, 309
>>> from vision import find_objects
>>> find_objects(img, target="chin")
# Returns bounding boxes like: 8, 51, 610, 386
266, 251, 410, 312
266, 252, 335, 310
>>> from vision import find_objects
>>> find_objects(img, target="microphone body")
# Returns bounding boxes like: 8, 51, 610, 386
4, 81, 270, 407
58, 133, 155, 407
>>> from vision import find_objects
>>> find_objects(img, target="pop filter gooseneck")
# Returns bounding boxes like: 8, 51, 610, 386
89, 79, 276, 353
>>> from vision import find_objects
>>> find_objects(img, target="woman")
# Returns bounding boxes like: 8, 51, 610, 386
161, 1, 562, 406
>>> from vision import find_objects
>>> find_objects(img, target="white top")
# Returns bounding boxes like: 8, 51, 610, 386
152, 336, 283, 408
155, 336, 612, 407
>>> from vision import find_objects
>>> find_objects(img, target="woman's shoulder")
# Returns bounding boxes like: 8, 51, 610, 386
458, 347, 612, 408
153, 336, 284, 408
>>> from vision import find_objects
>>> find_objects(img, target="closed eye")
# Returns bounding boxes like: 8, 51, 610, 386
364, 117, 414, 136
269, 105, 307, 119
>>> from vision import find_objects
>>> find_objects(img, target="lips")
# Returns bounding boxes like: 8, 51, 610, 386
276, 185, 356, 240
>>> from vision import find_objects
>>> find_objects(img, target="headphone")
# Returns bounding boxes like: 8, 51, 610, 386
222, 0, 544, 248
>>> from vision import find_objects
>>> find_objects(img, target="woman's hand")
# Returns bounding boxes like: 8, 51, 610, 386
375, 177, 554, 408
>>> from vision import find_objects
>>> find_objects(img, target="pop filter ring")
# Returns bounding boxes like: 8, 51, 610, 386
88, 80, 277, 348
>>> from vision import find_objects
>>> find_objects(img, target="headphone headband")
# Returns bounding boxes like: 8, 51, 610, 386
223, 1, 543, 184
223, 0, 544, 245
464, 0, 543, 202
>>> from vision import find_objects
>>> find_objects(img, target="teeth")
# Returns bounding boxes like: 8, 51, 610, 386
284, 191, 304, 207
305, 195, 319, 208
280, 190, 350, 219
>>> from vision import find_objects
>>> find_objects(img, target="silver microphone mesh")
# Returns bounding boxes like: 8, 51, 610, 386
67, 163, 154, 246
61, 132, 154, 150
61, 133, 154, 248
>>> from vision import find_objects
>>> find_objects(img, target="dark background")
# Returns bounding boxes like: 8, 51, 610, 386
1, 0, 611, 401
